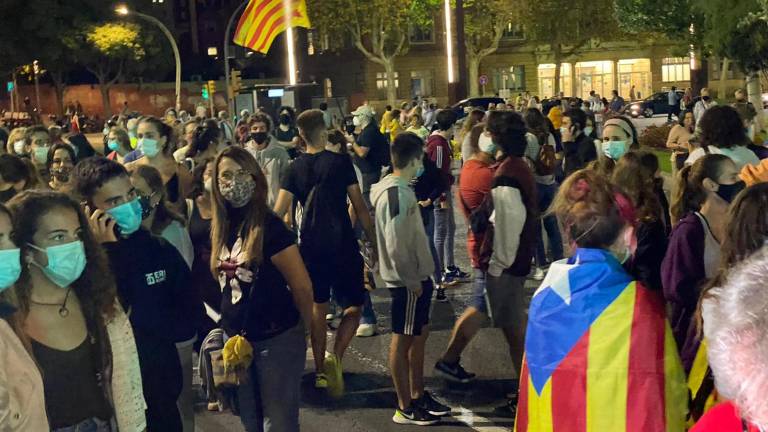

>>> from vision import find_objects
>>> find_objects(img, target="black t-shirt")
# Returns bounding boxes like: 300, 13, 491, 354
282, 150, 359, 255
354, 122, 386, 174
218, 212, 300, 341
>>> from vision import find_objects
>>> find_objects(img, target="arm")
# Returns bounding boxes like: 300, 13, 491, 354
666, 127, 680, 149
487, 183, 527, 277
348, 184, 375, 243
271, 245, 314, 333
273, 189, 294, 219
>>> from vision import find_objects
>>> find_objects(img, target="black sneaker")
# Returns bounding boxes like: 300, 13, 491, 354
434, 359, 476, 383
492, 399, 517, 418
446, 265, 471, 283
416, 391, 451, 416
392, 404, 440, 426
435, 287, 447, 302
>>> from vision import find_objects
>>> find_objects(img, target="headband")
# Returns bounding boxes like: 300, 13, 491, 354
603, 118, 636, 143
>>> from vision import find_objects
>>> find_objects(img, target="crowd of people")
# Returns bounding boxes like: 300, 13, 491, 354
0, 85, 767, 432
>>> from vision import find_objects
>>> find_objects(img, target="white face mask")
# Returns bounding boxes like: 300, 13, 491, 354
204, 178, 212, 193
478, 133, 497, 155
13, 140, 25, 155
352, 116, 362, 127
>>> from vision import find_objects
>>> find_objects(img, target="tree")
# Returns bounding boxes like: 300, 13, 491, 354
70, 22, 148, 117
614, 0, 710, 94
0, 0, 108, 116
307, 0, 438, 106
522, 0, 620, 95
695, 0, 768, 125
464, 0, 522, 96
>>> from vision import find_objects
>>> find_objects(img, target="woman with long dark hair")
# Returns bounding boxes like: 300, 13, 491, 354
6, 190, 145, 432
126, 116, 193, 216
663, 154, 743, 355
210, 146, 313, 431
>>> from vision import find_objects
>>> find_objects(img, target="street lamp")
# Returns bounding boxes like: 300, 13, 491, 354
115, 4, 182, 112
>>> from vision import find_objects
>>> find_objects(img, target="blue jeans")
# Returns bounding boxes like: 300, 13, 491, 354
360, 291, 377, 324
433, 193, 456, 271
535, 182, 564, 267
422, 207, 442, 284
470, 269, 487, 313
53, 418, 111, 432
237, 325, 306, 432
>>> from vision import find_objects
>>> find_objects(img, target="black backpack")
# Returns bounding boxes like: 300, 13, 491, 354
297, 163, 345, 259
367, 127, 391, 168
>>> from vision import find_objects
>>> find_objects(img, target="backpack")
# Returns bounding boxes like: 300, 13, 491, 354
534, 132, 557, 176
297, 162, 345, 260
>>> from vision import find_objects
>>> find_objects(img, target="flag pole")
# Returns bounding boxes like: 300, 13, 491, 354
284, 0, 297, 85
224, 1, 248, 119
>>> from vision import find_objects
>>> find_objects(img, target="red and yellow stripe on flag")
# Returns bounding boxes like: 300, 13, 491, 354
233, 0, 311, 54
515, 283, 688, 432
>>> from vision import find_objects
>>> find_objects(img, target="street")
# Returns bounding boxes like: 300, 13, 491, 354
195, 199, 535, 432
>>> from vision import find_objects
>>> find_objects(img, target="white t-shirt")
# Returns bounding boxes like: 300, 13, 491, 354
685, 145, 760, 169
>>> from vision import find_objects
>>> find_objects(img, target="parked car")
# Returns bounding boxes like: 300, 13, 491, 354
451, 97, 505, 119
623, 90, 685, 118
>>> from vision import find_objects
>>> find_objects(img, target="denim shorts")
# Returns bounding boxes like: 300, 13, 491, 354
470, 269, 488, 314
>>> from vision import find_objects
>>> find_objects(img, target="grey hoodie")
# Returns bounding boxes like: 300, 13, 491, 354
371, 174, 435, 291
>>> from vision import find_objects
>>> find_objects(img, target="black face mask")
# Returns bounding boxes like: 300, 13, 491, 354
716, 181, 746, 203
279, 114, 291, 125
138, 193, 158, 220
250, 132, 268, 144
50, 167, 72, 183
702, 96, 711, 102
0, 187, 17, 203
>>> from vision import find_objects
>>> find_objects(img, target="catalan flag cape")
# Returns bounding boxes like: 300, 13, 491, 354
514, 248, 688, 432
233, 0, 311, 54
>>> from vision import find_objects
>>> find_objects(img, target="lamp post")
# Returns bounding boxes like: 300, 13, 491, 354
224, 1, 248, 118
116, 4, 182, 112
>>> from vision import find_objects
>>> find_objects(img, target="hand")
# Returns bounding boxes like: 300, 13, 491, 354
85, 205, 118, 244
440, 199, 450, 209
418, 199, 432, 208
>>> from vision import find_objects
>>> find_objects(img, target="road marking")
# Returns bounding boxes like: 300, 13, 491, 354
453, 406, 513, 432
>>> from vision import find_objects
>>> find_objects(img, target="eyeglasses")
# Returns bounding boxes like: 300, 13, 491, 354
219, 169, 251, 182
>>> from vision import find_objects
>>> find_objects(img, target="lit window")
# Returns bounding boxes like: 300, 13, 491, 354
410, 71, 434, 97
492, 66, 525, 91
661, 57, 691, 82
376, 72, 399, 90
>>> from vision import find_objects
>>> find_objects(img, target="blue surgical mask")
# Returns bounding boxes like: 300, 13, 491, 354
478, 133, 497, 155
602, 140, 627, 160
584, 126, 594, 136
28, 241, 86, 288
107, 198, 143, 235
33, 146, 49, 164
107, 140, 120, 152
139, 138, 160, 157
0, 248, 21, 291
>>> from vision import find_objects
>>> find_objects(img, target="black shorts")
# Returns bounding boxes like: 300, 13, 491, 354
305, 253, 365, 308
389, 280, 433, 336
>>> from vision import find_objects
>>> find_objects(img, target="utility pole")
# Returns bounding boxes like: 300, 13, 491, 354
33, 60, 41, 114
455, 0, 467, 101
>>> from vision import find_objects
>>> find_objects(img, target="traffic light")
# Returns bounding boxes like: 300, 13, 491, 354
230, 69, 242, 94
207, 80, 216, 95
202, 84, 209, 100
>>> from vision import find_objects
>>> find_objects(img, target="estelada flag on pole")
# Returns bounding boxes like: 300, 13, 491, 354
233, 0, 311, 54
514, 248, 688, 432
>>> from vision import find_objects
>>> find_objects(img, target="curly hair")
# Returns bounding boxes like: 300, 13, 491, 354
611, 151, 662, 223
551, 169, 627, 249
699, 105, 749, 149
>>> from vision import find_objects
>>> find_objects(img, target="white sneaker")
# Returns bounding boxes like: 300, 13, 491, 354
532, 267, 545, 281
356, 323, 376, 337
328, 316, 342, 330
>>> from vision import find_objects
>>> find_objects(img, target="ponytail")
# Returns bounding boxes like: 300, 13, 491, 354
670, 154, 730, 224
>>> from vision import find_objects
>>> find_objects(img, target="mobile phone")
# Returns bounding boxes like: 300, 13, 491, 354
344, 116, 355, 135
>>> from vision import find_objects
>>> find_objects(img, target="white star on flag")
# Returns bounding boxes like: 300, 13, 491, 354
534, 258, 578, 305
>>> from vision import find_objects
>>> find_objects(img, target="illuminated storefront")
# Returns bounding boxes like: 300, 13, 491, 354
574, 61, 615, 100
537, 63, 572, 98
619, 58, 652, 100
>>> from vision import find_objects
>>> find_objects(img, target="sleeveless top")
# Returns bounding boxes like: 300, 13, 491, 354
31, 336, 111, 429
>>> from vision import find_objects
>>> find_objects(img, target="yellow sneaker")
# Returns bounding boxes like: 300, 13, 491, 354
315, 373, 328, 389
324, 353, 344, 398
